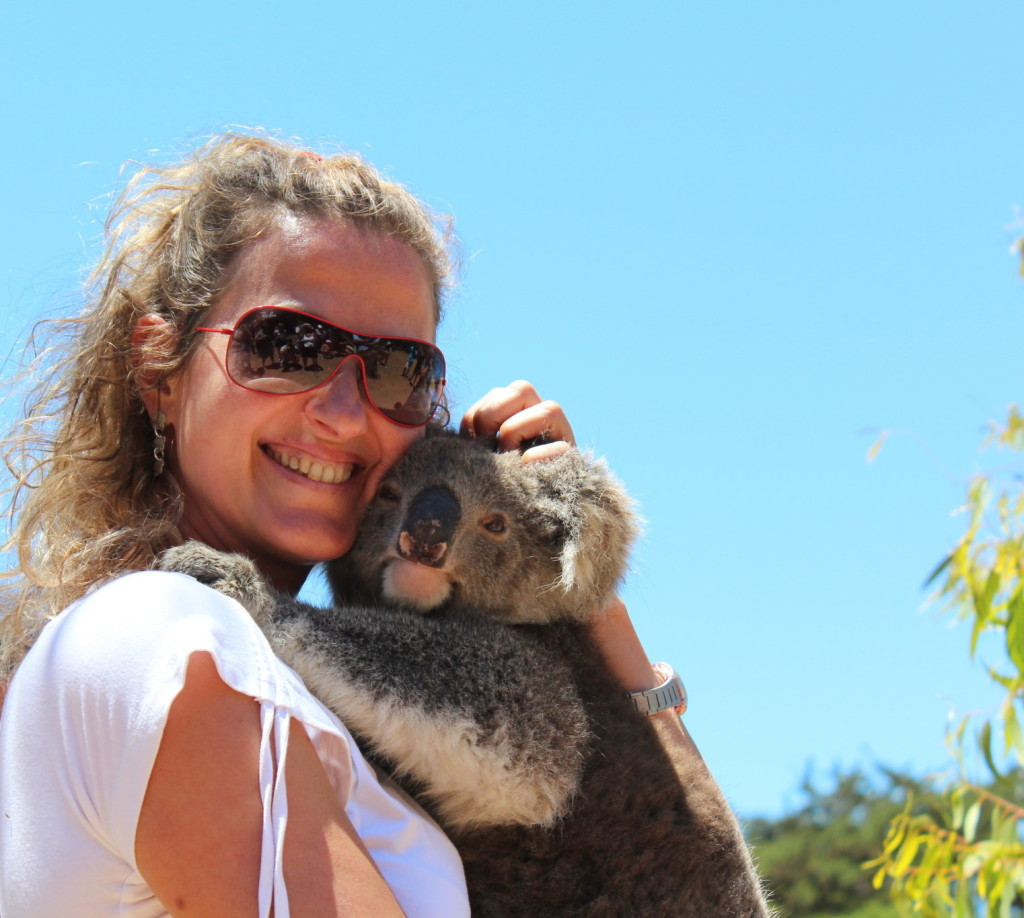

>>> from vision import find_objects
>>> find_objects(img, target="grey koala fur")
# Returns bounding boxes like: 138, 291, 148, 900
157, 430, 770, 917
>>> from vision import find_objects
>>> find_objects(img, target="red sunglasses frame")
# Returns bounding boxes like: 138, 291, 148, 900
196, 306, 447, 429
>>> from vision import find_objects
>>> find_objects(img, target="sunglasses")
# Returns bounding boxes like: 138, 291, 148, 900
197, 306, 446, 427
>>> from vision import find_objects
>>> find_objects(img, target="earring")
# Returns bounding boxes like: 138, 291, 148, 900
152, 410, 167, 477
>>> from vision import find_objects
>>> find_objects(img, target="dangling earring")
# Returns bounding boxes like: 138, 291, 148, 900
152, 410, 167, 477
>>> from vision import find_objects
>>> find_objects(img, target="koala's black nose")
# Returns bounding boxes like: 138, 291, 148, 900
397, 486, 460, 567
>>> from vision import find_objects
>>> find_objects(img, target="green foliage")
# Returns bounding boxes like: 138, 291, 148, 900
871, 408, 1024, 916
803, 903, 903, 918
748, 766, 937, 917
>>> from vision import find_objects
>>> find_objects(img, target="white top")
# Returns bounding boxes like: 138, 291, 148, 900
0, 570, 469, 918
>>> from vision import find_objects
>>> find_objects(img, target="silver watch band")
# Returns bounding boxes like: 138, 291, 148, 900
626, 663, 687, 716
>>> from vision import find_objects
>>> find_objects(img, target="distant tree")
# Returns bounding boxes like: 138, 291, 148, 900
868, 410, 1024, 915
870, 245, 1024, 916
864, 234, 1024, 909
748, 766, 940, 917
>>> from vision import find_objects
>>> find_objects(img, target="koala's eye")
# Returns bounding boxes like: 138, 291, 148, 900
481, 514, 508, 535
377, 482, 401, 502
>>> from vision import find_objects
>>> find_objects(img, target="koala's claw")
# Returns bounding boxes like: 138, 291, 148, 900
155, 542, 275, 627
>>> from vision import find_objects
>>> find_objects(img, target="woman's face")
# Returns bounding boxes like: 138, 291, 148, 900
160, 214, 437, 591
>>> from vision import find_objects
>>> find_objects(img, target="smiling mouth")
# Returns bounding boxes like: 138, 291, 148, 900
263, 445, 356, 484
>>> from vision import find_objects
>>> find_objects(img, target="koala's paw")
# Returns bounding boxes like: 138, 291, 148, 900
155, 542, 275, 627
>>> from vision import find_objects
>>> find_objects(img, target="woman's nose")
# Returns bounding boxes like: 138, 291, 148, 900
305, 357, 372, 435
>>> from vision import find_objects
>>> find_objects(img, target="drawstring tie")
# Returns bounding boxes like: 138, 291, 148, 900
257, 701, 292, 918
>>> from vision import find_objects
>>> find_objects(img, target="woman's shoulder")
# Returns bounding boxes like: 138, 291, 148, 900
77, 568, 253, 625
27, 571, 284, 711
14, 568, 343, 740
45, 571, 260, 664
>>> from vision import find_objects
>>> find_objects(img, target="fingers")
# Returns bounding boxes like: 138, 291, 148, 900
519, 440, 571, 464
460, 381, 575, 458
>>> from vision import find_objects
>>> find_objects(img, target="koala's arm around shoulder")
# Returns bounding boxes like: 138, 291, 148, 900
154, 543, 589, 832
275, 604, 590, 833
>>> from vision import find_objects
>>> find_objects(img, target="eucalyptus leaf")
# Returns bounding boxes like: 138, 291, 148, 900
1005, 593, 1024, 674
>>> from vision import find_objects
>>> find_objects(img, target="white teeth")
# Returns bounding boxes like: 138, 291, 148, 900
267, 447, 354, 485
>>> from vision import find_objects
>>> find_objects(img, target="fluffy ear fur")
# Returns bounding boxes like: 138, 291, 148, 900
524, 449, 642, 620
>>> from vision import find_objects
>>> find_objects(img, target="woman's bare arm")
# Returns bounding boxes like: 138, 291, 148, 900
135, 651, 407, 918
588, 596, 708, 770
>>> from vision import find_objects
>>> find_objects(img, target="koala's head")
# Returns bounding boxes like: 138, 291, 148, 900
328, 431, 640, 624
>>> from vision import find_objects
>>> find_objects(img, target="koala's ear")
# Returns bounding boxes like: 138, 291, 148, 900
530, 450, 642, 618
423, 423, 454, 441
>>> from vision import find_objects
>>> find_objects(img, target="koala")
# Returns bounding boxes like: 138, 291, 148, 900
158, 430, 770, 917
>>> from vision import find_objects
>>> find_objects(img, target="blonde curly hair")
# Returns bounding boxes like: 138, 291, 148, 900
0, 133, 453, 686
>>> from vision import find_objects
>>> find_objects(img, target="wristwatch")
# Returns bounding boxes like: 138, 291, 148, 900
626, 663, 687, 716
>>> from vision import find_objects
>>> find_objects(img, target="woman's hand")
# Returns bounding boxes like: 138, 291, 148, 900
460, 380, 574, 463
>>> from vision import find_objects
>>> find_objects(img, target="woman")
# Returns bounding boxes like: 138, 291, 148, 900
0, 135, 702, 916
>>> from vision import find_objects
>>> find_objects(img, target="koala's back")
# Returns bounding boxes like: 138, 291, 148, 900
455, 624, 768, 918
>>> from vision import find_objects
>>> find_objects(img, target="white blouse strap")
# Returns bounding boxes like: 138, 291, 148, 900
257, 700, 292, 918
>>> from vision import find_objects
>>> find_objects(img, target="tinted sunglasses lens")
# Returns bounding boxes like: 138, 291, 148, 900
226, 311, 330, 394
363, 341, 445, 426
226, 310, 444, 425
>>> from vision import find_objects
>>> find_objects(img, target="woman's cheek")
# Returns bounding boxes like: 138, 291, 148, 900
363, 427, 426, 502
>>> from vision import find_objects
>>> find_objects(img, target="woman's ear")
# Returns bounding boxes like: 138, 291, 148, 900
131, 314, 178, 417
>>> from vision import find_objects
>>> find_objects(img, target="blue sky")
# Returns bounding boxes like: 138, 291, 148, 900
3, 1, 1024, 818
